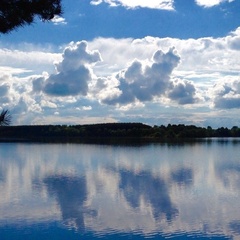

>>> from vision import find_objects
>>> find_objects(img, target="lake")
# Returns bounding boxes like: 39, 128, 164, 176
0, 139, 240, 239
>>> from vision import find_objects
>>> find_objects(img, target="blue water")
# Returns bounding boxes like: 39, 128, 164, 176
0, 140, 240, 239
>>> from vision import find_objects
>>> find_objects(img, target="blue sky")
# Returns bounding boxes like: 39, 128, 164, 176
0, 0, 240, 127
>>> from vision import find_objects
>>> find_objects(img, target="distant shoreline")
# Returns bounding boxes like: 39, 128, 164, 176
1, 123, 240, 143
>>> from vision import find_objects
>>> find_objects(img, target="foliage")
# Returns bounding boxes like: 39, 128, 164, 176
0, 0, 62, 33
0, 122, 240, 142
0, 109, 12, 126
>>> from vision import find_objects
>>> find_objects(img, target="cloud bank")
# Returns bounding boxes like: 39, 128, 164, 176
90, 0, 235, 10
1, 27, 240, 127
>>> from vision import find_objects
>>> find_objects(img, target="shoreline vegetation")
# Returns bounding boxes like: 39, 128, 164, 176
0, 123, 240, 143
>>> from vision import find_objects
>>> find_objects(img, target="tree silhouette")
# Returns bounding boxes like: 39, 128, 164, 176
0, 0, 62, 33
0, 109, 12, 126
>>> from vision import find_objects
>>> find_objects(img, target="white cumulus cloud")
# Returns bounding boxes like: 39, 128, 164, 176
211, 78, 240, 109
94, 48, 181, 105
33, 41, 102, 96
2, 27, 240, 126
51, 15, 67, 25
195, 0, 235, 8
168, 78, 199, 105
90, 0, 174, 10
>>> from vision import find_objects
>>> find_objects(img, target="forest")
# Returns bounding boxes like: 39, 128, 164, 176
0, 123, 240, 143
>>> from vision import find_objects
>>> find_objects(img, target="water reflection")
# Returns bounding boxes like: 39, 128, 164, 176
118, 169, 178, 222
171, 167, 193, 186
0, 141, 240, 239
0, 167, 5, 182
44, 175, 89, 231
229, 221, 240, 236
216, 163, 240, 190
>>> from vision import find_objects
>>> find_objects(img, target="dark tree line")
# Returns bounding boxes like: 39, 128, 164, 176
152, 124, 240, 138
0, 0, 62, 33
1, 123, 240, 143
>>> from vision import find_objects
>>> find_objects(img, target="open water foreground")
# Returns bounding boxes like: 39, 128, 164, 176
0, 139, 240, 239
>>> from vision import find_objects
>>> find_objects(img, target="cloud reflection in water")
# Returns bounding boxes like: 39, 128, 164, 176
118, 169, 178, 222
0, 141, 240, 239
44, 175, 89, 231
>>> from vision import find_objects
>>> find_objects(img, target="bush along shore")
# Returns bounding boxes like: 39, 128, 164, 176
0, 123, 240, 143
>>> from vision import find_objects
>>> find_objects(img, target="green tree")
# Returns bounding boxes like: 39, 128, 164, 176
0, 0, 62, 33
0, 109, 12, 126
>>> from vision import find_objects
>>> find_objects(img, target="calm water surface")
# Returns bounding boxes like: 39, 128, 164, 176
0, 139, 240, 239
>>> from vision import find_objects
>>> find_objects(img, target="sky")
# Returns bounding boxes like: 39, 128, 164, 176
0, 0, 240, 128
